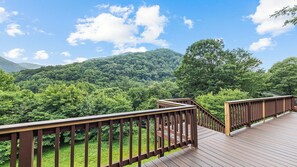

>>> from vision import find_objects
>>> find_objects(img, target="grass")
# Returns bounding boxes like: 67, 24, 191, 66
3, 129, 180, 167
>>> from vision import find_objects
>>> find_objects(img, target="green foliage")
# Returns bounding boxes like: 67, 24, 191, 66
175, 39, 265, 97
14, 49, 183, 92
0, 70, 19, 91
196, 89, 249, 122
272, 5, 297, 25
267, 57, 297, 95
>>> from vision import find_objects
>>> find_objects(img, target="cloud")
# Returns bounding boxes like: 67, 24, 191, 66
0, 7, 18, 23
6, 23, 24, 37
64, 57, 88, 64
112, 46, 147, 55
249, 0, 297, 36
61, 51, 71, 57
3, 48, 24, 59
249, 38, 272, 51
67, 4, 168, 54
96, 47, 103, 53
34, 50, 49, 60
32, 27, 53, 35
183, 16, 193, 29
109, 5, 134, 20
135, 5, 168, 46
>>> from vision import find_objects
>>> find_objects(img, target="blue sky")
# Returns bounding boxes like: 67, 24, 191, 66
0, 0, 296, 69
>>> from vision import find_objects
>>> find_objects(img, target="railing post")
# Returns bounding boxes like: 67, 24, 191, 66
19, 131, 34, 167
193, 108, 198, 148
292, 97, 296, 111
274, 99, 277, 117
247, 102, 251, 127
283, 98, 286, 112
224, 102, 231, 136
262, 100, 266, 122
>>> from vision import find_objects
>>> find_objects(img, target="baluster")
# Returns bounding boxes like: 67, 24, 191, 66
146, 116, 150, 158
85, 124, 89, 167
129, 118, 133, 164
70, 126, 75, 167
109, 121, 113, 167
154, 115, 157, 155
138, 116, 142, 167
174, 112, 177, 148
179, 112, 183, 146
161, 114, 165, 156
97, 122, 102, 167
167, 113, 171, 150
10, 133, 17, 167
119, 119, 123, 167
185, 111, 189, 145
55, 128, 60, 167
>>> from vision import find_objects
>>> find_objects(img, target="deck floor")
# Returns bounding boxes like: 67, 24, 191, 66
144, 112, 297, 167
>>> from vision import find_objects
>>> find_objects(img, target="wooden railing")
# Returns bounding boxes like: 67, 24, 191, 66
225, 95, 297, 136
0, 101, 197, 167
158, 98, 225, 133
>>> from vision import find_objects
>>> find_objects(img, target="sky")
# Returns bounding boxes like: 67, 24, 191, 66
0, 0, 296, 69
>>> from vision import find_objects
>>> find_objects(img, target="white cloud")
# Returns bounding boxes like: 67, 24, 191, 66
249, 0, 297, 36
109, 5, 134, 20
32, 27, 53, 35
249, 38, 272, 51
135, 5, 168, 46
0, 7, 18, 23
61, 51, 71, 57
183, 16, 193, 29
67, 4, 168, 54
3, 48, 24, 59
34, 50, 49, 60
64, 57, 88, 64
6, 23, 24, 37
112, 46, 147, 55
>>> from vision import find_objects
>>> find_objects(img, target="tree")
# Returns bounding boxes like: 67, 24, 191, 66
272, 5, 297, 25
267, 57, 297, 95
175, 39, 263, 97
195, 89, 249, 122
0, 70, 18, 91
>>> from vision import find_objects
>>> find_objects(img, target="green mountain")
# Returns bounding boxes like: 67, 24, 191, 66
0, 56, 26, 72
18, 63, 42, 69
15, 49, 183, 84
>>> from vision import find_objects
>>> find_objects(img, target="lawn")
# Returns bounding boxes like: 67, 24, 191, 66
3, 129, 179, 167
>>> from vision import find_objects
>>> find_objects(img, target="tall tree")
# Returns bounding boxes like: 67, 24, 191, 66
268, 57, 297, 95
175, 39, 264, 97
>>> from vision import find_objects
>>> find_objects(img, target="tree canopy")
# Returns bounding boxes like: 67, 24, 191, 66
268, 57, 297, 95
175, 39, 265, 97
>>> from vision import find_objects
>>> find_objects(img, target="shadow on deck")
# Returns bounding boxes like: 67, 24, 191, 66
144, 112, 297, 167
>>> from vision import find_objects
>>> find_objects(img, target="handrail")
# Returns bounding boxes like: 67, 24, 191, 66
225, 95, 296, 136
0, 99, 198, 167
158, 98, 225, 133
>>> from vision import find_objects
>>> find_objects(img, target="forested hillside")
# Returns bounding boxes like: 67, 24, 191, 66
14, 49, 183, 92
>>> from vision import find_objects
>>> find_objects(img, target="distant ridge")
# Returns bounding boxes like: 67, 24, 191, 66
0, 56, 26, 72
14, 48, 183, 84
0, 56, 42, 72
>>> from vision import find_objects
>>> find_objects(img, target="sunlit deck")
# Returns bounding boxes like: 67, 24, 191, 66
145, 112, 297, 167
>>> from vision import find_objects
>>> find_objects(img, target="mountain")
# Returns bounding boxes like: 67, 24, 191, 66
14, 49, 183, 84
18, 63, 42, 69
0, 56, 26, 72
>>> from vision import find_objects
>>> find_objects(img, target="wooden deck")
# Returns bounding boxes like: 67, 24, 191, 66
144, 112, 297, 167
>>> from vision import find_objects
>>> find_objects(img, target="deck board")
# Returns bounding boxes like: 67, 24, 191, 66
144, 112, 297, 167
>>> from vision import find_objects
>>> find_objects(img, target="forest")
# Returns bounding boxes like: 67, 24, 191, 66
0, 39, 296, 165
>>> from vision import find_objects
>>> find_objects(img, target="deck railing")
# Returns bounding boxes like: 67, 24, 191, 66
158, 98, 225, 133
224, 95, 296, 136
0, 100, 197, 167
